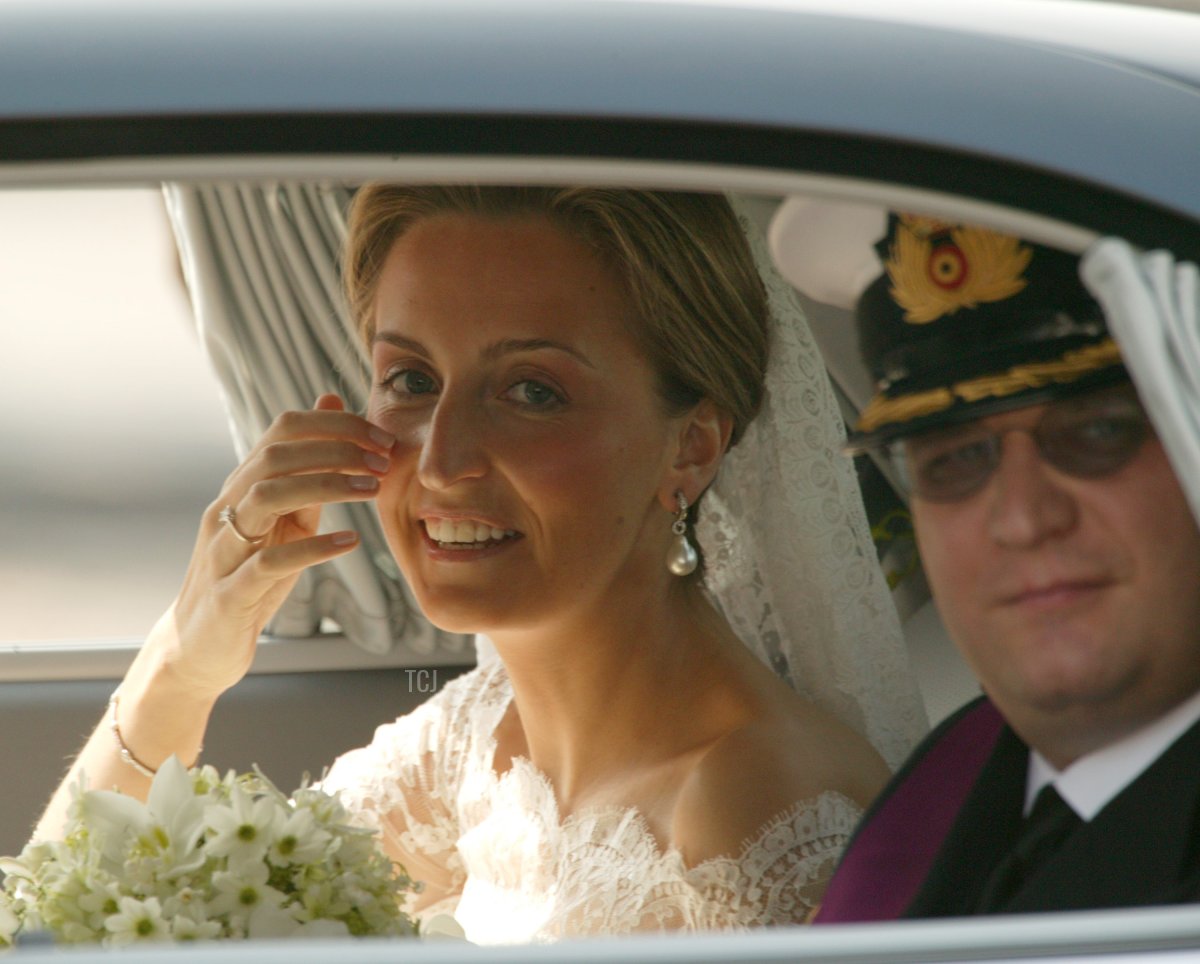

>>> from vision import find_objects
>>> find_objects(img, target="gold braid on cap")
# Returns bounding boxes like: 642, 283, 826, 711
856, 338, 1124, 433
887, 216, 1033, 325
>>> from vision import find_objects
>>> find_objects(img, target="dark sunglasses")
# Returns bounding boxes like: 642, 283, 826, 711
889, 385, 1153, 503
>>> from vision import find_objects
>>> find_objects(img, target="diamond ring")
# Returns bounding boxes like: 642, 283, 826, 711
218, 505, 267, 546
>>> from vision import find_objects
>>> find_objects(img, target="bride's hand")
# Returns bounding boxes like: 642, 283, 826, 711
158, 393, 394, 698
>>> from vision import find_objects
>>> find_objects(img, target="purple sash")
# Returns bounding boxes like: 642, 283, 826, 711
814, 699, 1005, 923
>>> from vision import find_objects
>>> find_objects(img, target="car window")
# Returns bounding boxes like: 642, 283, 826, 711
0, 187, 233, 645
0, 171, 1196, 959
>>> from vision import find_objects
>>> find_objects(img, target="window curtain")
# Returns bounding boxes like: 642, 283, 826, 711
163, 181, 470, 659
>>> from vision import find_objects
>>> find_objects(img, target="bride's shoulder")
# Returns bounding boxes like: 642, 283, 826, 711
671, 701, 887, 867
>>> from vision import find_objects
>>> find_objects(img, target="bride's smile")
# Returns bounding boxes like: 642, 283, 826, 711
419, 515, 524, 560
421, 517, 521, 548
367, 213, 691, 637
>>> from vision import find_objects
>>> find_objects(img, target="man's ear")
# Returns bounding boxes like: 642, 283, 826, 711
658, 400, 734, 510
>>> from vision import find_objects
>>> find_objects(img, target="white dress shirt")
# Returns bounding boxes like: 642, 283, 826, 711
1026, 688, 1200, 820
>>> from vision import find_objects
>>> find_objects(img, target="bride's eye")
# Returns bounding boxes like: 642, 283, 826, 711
382, 368, 438, 398
502, 379, 564, 410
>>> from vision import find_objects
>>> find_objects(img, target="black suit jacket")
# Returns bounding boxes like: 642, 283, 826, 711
906, 710, 1200, 916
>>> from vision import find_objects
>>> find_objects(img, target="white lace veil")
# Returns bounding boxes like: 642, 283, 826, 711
696, 201, 929, 770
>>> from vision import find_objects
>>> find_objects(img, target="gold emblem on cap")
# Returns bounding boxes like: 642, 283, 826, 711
886, 214, 1033, 324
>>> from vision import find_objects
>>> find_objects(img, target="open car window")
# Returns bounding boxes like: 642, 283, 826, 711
0, 188, 232, 647
2, 0, 1200, 959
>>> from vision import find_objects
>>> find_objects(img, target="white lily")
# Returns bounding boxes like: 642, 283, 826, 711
204, 785, 281, 867
104, 895, 170, 946
74, 789, 151, 868
268, 808, 332, 866
142, 756, 208, 876
209, 862, 288, 923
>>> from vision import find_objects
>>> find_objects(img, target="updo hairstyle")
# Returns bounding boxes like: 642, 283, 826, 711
342, 185, 770, 448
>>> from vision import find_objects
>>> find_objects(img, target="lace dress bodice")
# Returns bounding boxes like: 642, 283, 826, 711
320, 660, 862, 944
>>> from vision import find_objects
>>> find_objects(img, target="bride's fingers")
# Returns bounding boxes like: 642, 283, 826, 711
193, 531, 360, 656
245, 530, 361, 580
218, 530, 361, 602
213, 439, 390, 548
219, 431, 389, 500
219, 400, 393, 492
202, 395, 393, 564
255, 404, 395, 457
314, 391, 345, 413
243, 438, 392, 484
231, 472, 380, 538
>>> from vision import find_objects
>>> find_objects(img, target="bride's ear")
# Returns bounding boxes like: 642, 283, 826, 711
658, 400, 733, 511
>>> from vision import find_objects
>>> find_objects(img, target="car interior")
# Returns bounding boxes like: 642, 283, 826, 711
8, 165, 1124, 859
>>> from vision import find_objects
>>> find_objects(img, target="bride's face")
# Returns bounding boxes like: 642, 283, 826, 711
366, 213, 686, 635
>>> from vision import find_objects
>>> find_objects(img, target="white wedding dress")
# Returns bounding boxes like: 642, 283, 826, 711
320, 658, 863, 944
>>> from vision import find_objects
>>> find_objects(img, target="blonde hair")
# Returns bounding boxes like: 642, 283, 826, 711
343, 185, 769, 446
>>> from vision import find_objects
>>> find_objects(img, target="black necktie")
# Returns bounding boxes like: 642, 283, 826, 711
976, 784, 1082, 912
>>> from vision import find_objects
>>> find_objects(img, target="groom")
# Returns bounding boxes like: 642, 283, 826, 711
816, 214, 1200, 919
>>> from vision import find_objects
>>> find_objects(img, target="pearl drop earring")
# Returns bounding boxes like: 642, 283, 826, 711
666, 491, 699, 576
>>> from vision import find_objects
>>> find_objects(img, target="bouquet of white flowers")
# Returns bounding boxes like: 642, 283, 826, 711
0, 757, 419, 947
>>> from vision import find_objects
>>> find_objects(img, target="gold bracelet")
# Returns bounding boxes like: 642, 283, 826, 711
107, 692, 201, 778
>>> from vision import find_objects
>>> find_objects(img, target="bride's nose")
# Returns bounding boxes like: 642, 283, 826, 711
416, 392, 490, 489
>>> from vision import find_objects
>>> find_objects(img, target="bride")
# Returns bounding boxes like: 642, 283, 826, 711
34, 185, 925, 941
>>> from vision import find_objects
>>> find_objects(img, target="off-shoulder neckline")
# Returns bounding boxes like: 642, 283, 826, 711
469, 658, 860, 875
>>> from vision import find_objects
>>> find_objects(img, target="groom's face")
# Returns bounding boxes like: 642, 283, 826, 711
911, 395, 1200, 767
